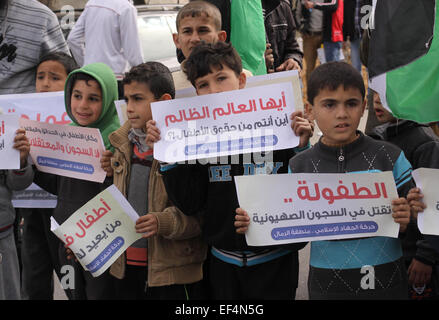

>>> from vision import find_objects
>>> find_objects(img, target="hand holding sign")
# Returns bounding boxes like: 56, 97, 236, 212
13, 128, 30, 168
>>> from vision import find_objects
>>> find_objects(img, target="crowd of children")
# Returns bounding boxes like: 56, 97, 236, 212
1, 0, 438, 301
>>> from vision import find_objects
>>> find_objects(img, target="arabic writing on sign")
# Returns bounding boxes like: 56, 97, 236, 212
63, 198, 112, 247
164, 92, 287, 127
271, 221, 379, 240
296, 180, 388, 204
30, 137, 100, 158
86, 237, 125, 273
18, 112, 71, 125
252, 205, 392, 225
24, 125, 98, 143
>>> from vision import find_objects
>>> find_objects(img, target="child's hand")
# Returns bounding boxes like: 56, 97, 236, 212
135, 214, 158, 238
408, 258, 432, 287
146, 120, 161, 150
407, 187, 426, 218
65, 246, 78, 262
13, 129, 30, 168
290, 111, 314, 148
235, 208, 250, 234
391, 197, 410, 233
100, 150, 114, 177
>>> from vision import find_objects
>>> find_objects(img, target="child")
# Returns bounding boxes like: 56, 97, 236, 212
371, 91, 439, 299
237, 61, 413, 299
0, 128, 33, 300
34, 62, 120, 300
21, 52, 78, 300
146, 42, 313, 299
101, 62, 207, 300
172, 0, 227, 90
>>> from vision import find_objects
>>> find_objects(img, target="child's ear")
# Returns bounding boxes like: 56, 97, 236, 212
305, 101, 314, 121
159, 93, 172, 101
238, 72, 246, 89
218, 31, 227, 42
172, 33, 181, 49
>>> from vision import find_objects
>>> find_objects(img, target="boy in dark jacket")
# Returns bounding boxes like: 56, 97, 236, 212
147, 42, 313, 299
371, 91, 439, 299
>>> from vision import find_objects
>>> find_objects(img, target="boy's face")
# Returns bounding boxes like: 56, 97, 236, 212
194, 64, 246, 96
308, 85, 366, 147
124, 81, 156, 131
373, 92, 396, 123
36, 60, 68, 93
71, 79, 102, 126
173, 15, 226, 59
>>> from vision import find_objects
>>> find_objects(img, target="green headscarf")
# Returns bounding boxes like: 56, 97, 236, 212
64, 63, 120, 152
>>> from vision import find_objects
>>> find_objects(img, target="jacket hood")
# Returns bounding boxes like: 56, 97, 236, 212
64, 63, 120, 152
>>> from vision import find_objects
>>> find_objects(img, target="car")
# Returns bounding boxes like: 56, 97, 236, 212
54, 4, 182, 73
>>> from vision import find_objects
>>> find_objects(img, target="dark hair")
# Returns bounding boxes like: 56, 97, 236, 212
183, 41, 242, 86
176, 0, 222, 31
37, 52, 79, 75
307, 61, 366, 105
69, 72, 101, 89
122, 62, 175, 99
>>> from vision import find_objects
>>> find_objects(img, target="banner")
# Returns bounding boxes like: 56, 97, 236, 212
412, 168, 439, 235
152, 82, 299, 163
368, 0, 439, 123
0, 114, 20, 169
235, 171, 399, 246
50, 185, 142, 277
21, 118, 106, 183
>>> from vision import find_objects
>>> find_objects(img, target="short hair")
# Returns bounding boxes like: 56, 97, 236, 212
183, 41, 242, 86
37, 52, 79, 75
122, 62, 175, 99
176, 0, 222, 32
307, 62, 366, 105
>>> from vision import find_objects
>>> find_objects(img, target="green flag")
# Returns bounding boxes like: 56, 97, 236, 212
230, 0, 267, 75
368, 0, 439, 123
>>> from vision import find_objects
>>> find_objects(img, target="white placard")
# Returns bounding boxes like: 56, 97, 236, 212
0, 114, 20, 169
152, 82, 299, 163
235, 171, 400, 246
51, 185, 142, 277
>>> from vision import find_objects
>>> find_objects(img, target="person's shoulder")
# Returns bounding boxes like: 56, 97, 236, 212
16, 0, 56, 17
363, 134, 403, 155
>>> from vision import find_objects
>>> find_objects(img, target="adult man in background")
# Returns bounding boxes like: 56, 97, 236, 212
67, 0, 144, 98
0, 0, 69, 94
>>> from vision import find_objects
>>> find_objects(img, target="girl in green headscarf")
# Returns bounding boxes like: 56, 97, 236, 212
34, 63, 120, 300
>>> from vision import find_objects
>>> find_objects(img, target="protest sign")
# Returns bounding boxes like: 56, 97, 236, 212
12, 183, 57, 208
50, 185, 142, 277
0, 114, 20, 169
152, 82, 299, 163
0, 91, 70, 125
412, 168, 439, 235
235, 171, 400, 246
21, 118, 106, 183
175, 69, 304, 109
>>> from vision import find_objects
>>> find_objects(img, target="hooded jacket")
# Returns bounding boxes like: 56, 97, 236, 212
34, 63, 120, 224
64, 62, 120, 152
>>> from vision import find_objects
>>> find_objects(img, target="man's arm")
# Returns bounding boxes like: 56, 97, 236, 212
120, 6, 144, 67
67, 10, 87, 66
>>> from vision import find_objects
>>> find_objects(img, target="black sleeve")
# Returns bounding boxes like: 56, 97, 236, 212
283, 2, 304, 67
314, 0, 338, 12
161, 164, 209, 216
33, 168, 58, 196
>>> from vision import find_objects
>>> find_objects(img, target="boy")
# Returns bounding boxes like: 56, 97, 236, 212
290, 62, 411, 299
371, 91, 439, 299
101, 62, 207, 300
21, 52, 78, 301
237, 62, 412, 299
172, 1, 227, 90
34, 63, 120, 299
0, 128, 33, 300
147, 42, 313, 299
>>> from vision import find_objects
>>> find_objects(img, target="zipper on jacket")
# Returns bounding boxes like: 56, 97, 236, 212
337, 147, 345, 172
242, 252, 248, 267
